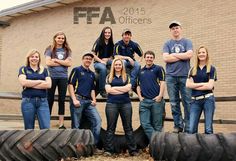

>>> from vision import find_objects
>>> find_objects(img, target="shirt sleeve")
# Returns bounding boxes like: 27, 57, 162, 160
18, 66, 26, 77
162, 41, 170, 53
187, 67, 193, 78
92, 73, 96, 90
68, 68, 77, 85
44, 48, 52, 57
209, 66, 217, 81
185, 39, 193, 51
43, 68, 49, 78
158, 66, 166, 81
92, 40, 99, 54
113, 43, 120, 56
133, 42, 143, 57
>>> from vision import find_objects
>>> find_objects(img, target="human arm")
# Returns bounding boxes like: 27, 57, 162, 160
153, 81, 165, 102
91, 90, 96, 106
105, 84, 124, 95
53, 57, 72, 67
18, 74, 44, 87
33, 77, 52, 89
68, 84, 80, 107
172, 50, 193, 60
136, 85, 144, 101
112, 83, 131, 93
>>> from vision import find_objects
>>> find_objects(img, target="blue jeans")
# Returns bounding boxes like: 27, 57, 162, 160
166, 75, 191, 132
94, 60, 112, 92
123, 60, 141, 89
189, 96, 215, 134
139, 99, 165, 140
21, 97, 50, 129
105, 102, 137, 153
70, 96, 101, 145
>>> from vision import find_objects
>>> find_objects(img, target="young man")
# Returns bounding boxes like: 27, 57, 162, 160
68, 52, 101, 147
137, 51, 165, 140
114, 28, 143, 93
163, 20, 193, 133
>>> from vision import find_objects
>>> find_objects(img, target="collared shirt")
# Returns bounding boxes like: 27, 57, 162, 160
106, 75, 131, 103
45, 48, 72, 78
18, 66, 49, 98
113, 40, 143, 60
92, 39, 114, 60
188, 65, 217, 97
138, 64, 165, 99
163, 38, 193, 76
68, 65, 95, 99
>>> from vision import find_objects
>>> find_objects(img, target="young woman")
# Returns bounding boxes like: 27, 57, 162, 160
92, 26, 114, 98
186, 46, 217, 134
104, 58, 138, 156
45, 31, 72, 129
18, 49, 51, 129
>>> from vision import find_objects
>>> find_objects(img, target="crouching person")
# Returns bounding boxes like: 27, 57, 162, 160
137, 51, 166, 140
68, 52, 102, 150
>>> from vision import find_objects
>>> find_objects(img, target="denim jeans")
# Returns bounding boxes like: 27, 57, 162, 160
21, 97, 50, 129
123, 60, 141, 89
166, 75, 191, 132
189, 96, 215, 134
105, 102, 137, 153
139, 99, 165, 140
47, 78, 68, 115
94, 60, 112, 92
70, 96, 101, 145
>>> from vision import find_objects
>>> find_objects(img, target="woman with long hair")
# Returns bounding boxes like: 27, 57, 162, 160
92, 26, 114, 97
186, 46, 217, 134
18, 49, 51, 129
104, 58, 138, 156
45, 31, 72, 129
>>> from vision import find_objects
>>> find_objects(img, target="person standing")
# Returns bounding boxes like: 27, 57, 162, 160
137, 51, 165, 140
114, 28, 143, 93
104, 58, 138, 156
18, 49, 51, 129
163, 21, 193, 133
45, 31, 72, 129
186, 46, 217, 134
92, 26, 114, 98
68, 52, 101, 148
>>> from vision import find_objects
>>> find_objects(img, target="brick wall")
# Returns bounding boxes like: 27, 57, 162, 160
0, 0, 235, 120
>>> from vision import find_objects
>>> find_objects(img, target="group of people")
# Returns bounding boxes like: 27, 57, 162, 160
18, 20, 217, 156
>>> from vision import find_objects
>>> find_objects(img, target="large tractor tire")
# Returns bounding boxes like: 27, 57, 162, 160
150, 132, 236, 161
0, 129, 94, 161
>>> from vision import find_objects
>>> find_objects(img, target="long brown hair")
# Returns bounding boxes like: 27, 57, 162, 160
108, 58, 127, 83
192, 45, 211, 76
45, 31, 71, 58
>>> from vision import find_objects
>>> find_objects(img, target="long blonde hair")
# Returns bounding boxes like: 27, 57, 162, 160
25, 49, 44, 73
192, 45, 211, 76
108, 58, 127, 83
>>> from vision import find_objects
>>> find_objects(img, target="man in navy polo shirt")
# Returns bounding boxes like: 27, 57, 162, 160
137, 51, 165, 140
114, 28, 143, 92
68, 52, 101, 147
163, 20, 193, 133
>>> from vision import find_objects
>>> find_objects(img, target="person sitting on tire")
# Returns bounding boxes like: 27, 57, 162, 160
18, 49, 51, 130
137, 51, 166, 140
186, 46, 217, 134
104, 58, 139, 156
68, 52, 102, 148
92, 26, 114, 98
113, 28, 143, 95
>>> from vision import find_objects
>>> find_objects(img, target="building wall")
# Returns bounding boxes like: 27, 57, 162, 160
0, 0, 236, 99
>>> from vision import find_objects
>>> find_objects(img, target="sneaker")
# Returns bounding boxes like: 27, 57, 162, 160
130, 151, 139, 156
59, 125, 66, 129
103, 151, 112, 156
100, 91, 107, 98
173, 127, 183, 133
94, 148, 104, 155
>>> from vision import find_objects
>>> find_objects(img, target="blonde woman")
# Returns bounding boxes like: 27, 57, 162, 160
186, 46, 217, 134
18, 49, 51, 129
104, 58, 138, 156
45, 31, 72, 129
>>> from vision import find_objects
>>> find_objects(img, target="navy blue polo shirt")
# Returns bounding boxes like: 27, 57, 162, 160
18, 66, 49, 98
188, 65, 217, 97
106, 75, 131, 103
137, 64, 165, 99
92, 39, 114, 60
68, 65, 95, 99
113, 40, 143, 60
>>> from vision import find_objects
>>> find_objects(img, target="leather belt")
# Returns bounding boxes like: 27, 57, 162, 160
76, 94, 90, 100
192, 93, 214, 100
